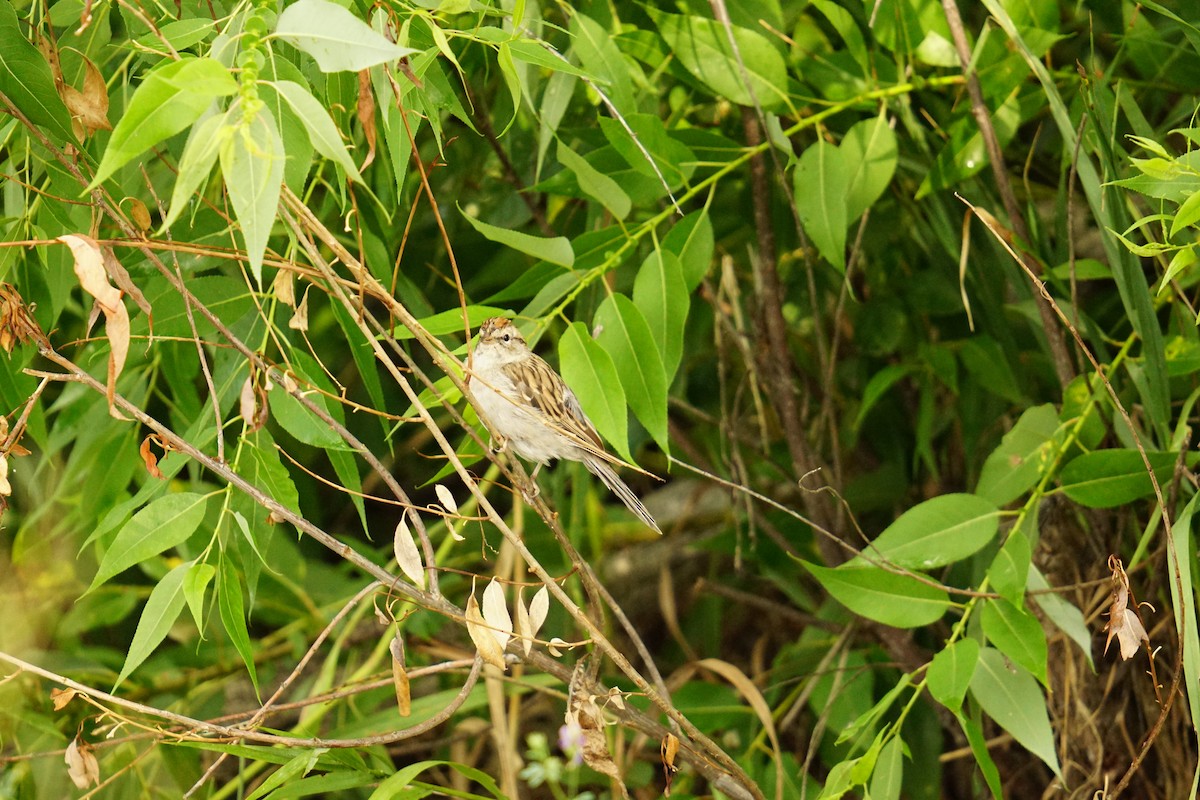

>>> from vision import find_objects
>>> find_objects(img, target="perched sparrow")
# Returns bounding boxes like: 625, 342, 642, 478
468, 317, 662, 535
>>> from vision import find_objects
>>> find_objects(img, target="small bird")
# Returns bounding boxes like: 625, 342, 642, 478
467, 317, 662, 535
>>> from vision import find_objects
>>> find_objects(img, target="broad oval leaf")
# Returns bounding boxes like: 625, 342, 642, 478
556, 141, 631, 220
460, 208, 574, 267
927, 638, 979, 712
852, 493, 1000, 570
559, 321, 632, 463
90, 57, 238, 188
987, 526, 1032, 605
842, 113, 899, 221
220, 106, 285, 285
969, 647, 1062, 778
114, 560, 191, 688
1028, 566, 1094, 669
1059, 449, 1178, 508
976, 404, 1060, 506
633, 250, 689, 383
662, 209, 714, 291
90, 492, 209, 592
794, 138, 850, 271
981, 598, 1048, 687
799, 560, 950, 628
650, 11, 788, 111
274, 0, 419, 73
594, 294, 669, 454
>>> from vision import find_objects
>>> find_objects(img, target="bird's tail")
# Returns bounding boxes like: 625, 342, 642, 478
585, 458, 663, 535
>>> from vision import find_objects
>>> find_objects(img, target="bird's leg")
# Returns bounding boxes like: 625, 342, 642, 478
489, 434, 508, 454
522, 462, 543, 502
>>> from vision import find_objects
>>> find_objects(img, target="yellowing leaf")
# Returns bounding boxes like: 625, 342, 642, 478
392, 511, 425, 589
482, 579, 512, 651
466, 589, 507, 670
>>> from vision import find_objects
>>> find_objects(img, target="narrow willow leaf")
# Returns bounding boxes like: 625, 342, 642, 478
850, 493, 1000, 570
569, 13, 634, 114
220, 106, 285, 285
466, 590, 507, 670
559, 322, 632, 463
369, 760, 506, 800
275, 0, 418, 72
273, 79, 363, 182
90, 492, 208, 592
981, 598, 1048, 686
959, 713, 1004, 799
0, 3, 74, 142
182, 561, 216, 631
868, 735, 905, 800
392, 511, 425, 589
969, 647, 1062, 777
114, 561, 190, 688
218, 559, 260, 694
799, 560, 950, 628
633, 250, 689, 382
90, 58, 238, 188
594, 294, 669, 454
460, 208, 574, 267
556, 141, 631, 220
794, 138, 850, 271
390, 636, 411, 717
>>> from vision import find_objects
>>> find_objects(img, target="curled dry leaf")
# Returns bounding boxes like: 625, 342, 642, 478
465, 588, 507, 670
0, 283, 47, 352
57, 235, 130, 419
273, 267, 296, 306
1104, 555, 1150, 660
435, 483, 464, 540
393, 510, 425, 589
661, 733, 680, 796
356, 69, 377, 170
125, 197, 152, 232
61, 55, 111, 137
389, 635, 411, 717
51, 687, 79, 710
288, 287, 309, 331
139, 435, 164, 479
482, 579, 512, 652
101, 247, 152, 324
515, 585, 549, 657
65, 738, 100, 789
566, 678, 629, 798
239, 376, 257, 427
547, 636, 567, 657
515, 588, 532, 656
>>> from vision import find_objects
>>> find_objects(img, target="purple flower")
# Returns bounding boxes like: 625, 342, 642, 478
558, 720, 585, 766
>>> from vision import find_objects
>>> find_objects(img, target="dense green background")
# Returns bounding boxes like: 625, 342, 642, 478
0, 0, 1198, 797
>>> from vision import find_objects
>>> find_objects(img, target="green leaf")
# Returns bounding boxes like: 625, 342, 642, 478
220, 106, 285, 285
0, 3, 74, 142
868, 735, 905, 800
368, 760, 506, 800
842, 112, 898, 221
556, 140, 632, 220
268, 385, 342, 448
218, 558, 260, 695
182, 561, 216, 631
114, 561, 190, 688
650, 11, 788, 111
460, 208, 574, 267
273, 80, 363, 182
976, 404, 1060, 506
559, 322, 632, 463
632, 250, 689, 382
850, 493, 1000, 570
1028, 566, 1094, 669
987, 527, 1031, 606
274, 0, 419, 73
1058, 449, 1177, 508
506, 39, 594, 79
981, 598, 1048, 687
799, 560, 950, 628
90, 492, 209, 592
245, 751, 322, 800
90, 57, 238, 188
569, 13, 634, 114
927, 638, 979, 712
662, 209, 714, 291
794, 138, 850, 270
162, 110, 231, 230
853, 364, 913, 431
594, 294, 670, 454
969, 647, 1062, 777
959, 713, 1004, 799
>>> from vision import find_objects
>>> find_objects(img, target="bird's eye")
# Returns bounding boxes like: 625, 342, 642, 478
502, 334, 511, 343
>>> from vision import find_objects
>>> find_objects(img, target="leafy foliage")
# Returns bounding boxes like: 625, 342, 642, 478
0, 0, 1198, 797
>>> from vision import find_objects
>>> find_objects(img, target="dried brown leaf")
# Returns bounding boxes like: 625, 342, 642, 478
482, 579, 512, 651
273, 267, 296, 306
390, 635, 411, 717
566, 690, 629, 798
139, 435, 163, 479
514, 588, 532, 656
58, 234, 130, 418
51, 687, 78, 710
392, 510, 425, 588
101, 247, 151, 322
288, 288, 309, 331
62, 56, 110, 136
356, 69, 376, 170
65, 738, 99, 789
661, 733, 680, 796
126, 198, 152, 232
466, 589, 507, 670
